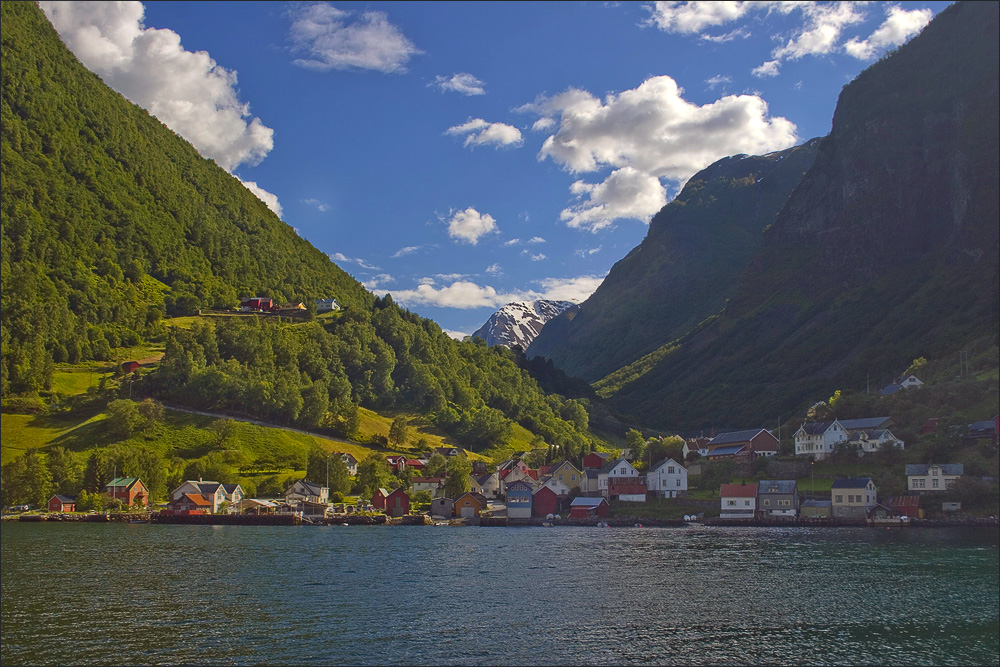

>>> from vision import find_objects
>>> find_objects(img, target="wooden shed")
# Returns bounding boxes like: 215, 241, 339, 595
385, 488, 410, 517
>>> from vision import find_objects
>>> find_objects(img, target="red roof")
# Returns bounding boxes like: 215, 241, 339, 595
720, 484, 758, 498
412, 477, 443, 484
524, 469, 539, 480
888, 495, 921, 508
405, 459, 425, 467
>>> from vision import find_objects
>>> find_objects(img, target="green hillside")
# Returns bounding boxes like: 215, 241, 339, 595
0, 2, 371, 396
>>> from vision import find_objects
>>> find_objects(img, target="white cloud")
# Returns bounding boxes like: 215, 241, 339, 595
362, 273, 395, 290
503, 238, 521, 247
240, 178, 283, 218
435, 273, 469, 282
446, 207, 498, 245
288, 3, 420, 73
575, 247, 602, 258
771, 2, 866, 62
302, 198, 330, 212
525, 76, 796, 229
443, 329, 471, 341
432, 72, 486, 95
532, 117, 556, 132
392, 245, 421, 258
561, 167, 668, 232
330, 252, 379, 270
644, 1, 752, 34
700, 27, 751, 43
752, 59, 782, 78
485, 263, 503, 275
528, 237, 546, 244
446, 118, 523, 149
844, 5, 932, 60
387, 274, 605, 310
705, 74, 733, 89
528, 253, 547, 262
40, 1, 275, 174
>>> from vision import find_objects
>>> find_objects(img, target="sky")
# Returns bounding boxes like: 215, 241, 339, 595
39, 1, 952, 338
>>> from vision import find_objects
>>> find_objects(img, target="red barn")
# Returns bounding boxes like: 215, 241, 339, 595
582, 452, 611, 469
48, 495, 77, 513
240, 297, 277, 312
385, 488, 410, 517
569, 496, 609, 519
121, 361, 140, 374
533, 486, 559, 518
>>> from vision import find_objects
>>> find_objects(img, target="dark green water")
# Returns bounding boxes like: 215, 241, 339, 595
1, 524, 997, 666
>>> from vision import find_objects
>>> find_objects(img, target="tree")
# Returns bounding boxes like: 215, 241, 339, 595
327, 455, 351, 495
106, 399, 141, 439
388, 416, 409, 448
904, 357, 927, 378
47, 446, 82, 496
425, 452, 448, 478
357, 456, 394, 498
443, 455, 472, 499
625, 429, 645, 463
136, 399, 164, 432
83, 451, 112, 493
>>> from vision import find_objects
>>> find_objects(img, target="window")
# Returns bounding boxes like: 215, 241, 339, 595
728, 500, 736, 506
835, 495, 843, 503
676, 480, 681, 487
668, 466, 675, 474
932, 468, 939, 476
932, 479, 939, 488
744, 500, 751, 506
763, 499, 770, 506
945, 478, 955, 489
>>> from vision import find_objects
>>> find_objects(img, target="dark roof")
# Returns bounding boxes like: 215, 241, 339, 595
706, 444, 747, 456
709, 429, 771, 445
290, 480, 325, 496
340, 453, 358, 464
506, 480, 534, 491
801, 500, 832, 508
570, 497, 608, 508
757, 480, 797, 495
222, 484, 242, 494
838, 417, 891, 430
798, 422, 834, 435
831, 477, 873, 489
598, 458, 630, 475
51, 494, 77, 503
585, 470, 599, 479
905, 463, 964, 476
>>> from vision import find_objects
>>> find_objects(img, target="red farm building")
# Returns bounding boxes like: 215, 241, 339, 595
532, 486, 559, 518
48, 495, 77, 513
385, 488, 410, 517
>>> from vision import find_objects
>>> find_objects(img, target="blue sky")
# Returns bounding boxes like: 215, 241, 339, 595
40, 1, 951, 337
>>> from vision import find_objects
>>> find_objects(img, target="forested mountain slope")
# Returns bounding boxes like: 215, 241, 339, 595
1, 2, 371, 395
527, 141, 819, 381
597, 1, 999, 429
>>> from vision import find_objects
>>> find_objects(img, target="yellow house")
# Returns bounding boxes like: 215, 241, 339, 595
549, 460, 583, 491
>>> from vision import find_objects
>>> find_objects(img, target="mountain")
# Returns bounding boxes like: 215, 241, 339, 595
527, 141, 821, 381
472, 300, 576, 350
591, 1, 999, 430
1, 2, 371, 394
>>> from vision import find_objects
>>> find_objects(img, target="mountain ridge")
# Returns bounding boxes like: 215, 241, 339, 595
472, 300, 576, 350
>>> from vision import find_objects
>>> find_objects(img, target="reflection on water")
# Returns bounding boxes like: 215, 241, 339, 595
2, 524, 997, 665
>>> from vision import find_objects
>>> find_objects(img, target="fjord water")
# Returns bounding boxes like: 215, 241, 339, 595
1, 524, 997, 666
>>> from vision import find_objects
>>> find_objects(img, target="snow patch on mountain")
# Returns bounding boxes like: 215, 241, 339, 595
471, 300, 576, 350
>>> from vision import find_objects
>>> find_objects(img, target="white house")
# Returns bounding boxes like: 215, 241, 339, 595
847, 428, 905, 456
315, 298, 340, 313
540, 475, 572, 497
719, 483, 757, 519
170, 480, 228, 513
470, 472, 501, 499
683, 438, 710, 460
598, 458, 645, 501
339, 453, 358, 477
285, 479, 328, 506
794, 417, 893, 459
412, 477, 445, 496
906, 464, 963, 492
646, 458, 687, 498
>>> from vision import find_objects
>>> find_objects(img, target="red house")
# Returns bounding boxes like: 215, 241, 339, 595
121, 361, 140, 374
582, 452, 611, 470
385, 488, 410, 517
240, 297, 277, 312
372, 488, 390, 509
532, 486, 559, 518
48, 495, 76, 513
569, 496, 609, 519
104, 478, 148, 507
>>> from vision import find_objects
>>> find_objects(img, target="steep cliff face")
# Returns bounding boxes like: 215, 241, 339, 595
599, 1, 999, 429
527, 140, 820, 381
472, 300, 576, 350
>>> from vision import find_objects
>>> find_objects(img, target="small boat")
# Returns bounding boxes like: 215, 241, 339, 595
542, 522, 553, 527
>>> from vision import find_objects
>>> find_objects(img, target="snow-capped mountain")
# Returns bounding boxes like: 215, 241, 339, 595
471, 300, 577, 350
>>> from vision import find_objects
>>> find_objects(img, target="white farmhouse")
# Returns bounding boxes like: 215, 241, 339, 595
646, 458, 687, 498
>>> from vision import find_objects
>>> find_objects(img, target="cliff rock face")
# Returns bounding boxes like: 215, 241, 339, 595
527, 141, 820, 381
472, 300, 576, 350
597, 1, 999, 429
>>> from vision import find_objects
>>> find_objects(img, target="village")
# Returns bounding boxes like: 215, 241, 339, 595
34, 405, 997, 527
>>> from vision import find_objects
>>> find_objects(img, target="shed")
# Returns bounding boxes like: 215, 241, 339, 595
454, 492, 486, 518
569, 496, 608, 519
800, 499, 831, 519
48, 494, 76, 513
430, 497, 454, 518
372, 488, 390, 510
532, 486, 559, 518
385, 488, 410, 517
121, 361, 140, 374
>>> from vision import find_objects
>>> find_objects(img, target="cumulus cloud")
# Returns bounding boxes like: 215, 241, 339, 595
705, 74, 733, 89
387, 274, 605, 309
432, 72, 486, 95
844, 5, 932, 60
362, 273, 395, 290
531, 117, 556, 132
446, 207, 498, 245
330, 252, 379, 270
288, 2, 421, 73
40, 1, 275, 175
302, 198, 330, 212
523, 75, 796, 230
645, 1, 752, 34
485, 263, 503, 275
240, 179, 283, 217
528, 253, 546, 262
445, 118, 523, 149
528, 237, 546, 244
443, 329, 471, 341
503, 238, 521, 247
769, 2, 866, 64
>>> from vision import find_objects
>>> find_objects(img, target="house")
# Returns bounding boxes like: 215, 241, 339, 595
683, 438, 710, 460
339, 453, 358, 477
170, 480, 227, 513
548, 460, 583, 491
430, 497, 454, 518
887, 495, 923, 519
581, 469, 600, 496
598, 458, 644, 500
965, 419, 998, 445
533, 486, 560, 518
800, 499, 832, 519
48, 494, 76, 513
569, 496, 609, 519
501, 466, 538, 493
278, 302, 306, 313
845, 428, 905, 456
906, 464, 963, 492
315, 298, 340, 313
706, 444, 752, 462
831, 477, 877, 520
121, 360, 140, 374
757, 480, 799, 517
372, 488, 390, 510
104, 477, 149, 507
719, 484, 757, 519
506, 480, 534, 519
646, 458, 687, 498
540, 475, 572, 498
794, 418, 893, 459
868, 503, 902, 523
471, 460, 488, 475
707, 429, 779, 457
412, 477, 445, 496
404, 458, 426, 473
169, 493, 213, 514
881, 374, 924, 395
384, 488, 410, 517
285, 480, 328, 507
470, 473, 500, 499
222, 483, 244, 509
454, 492, 486, 518
386, 455, 407, 473
581, 451, 611, 470
434, 446, 461, 458
240, 296, 277, 312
